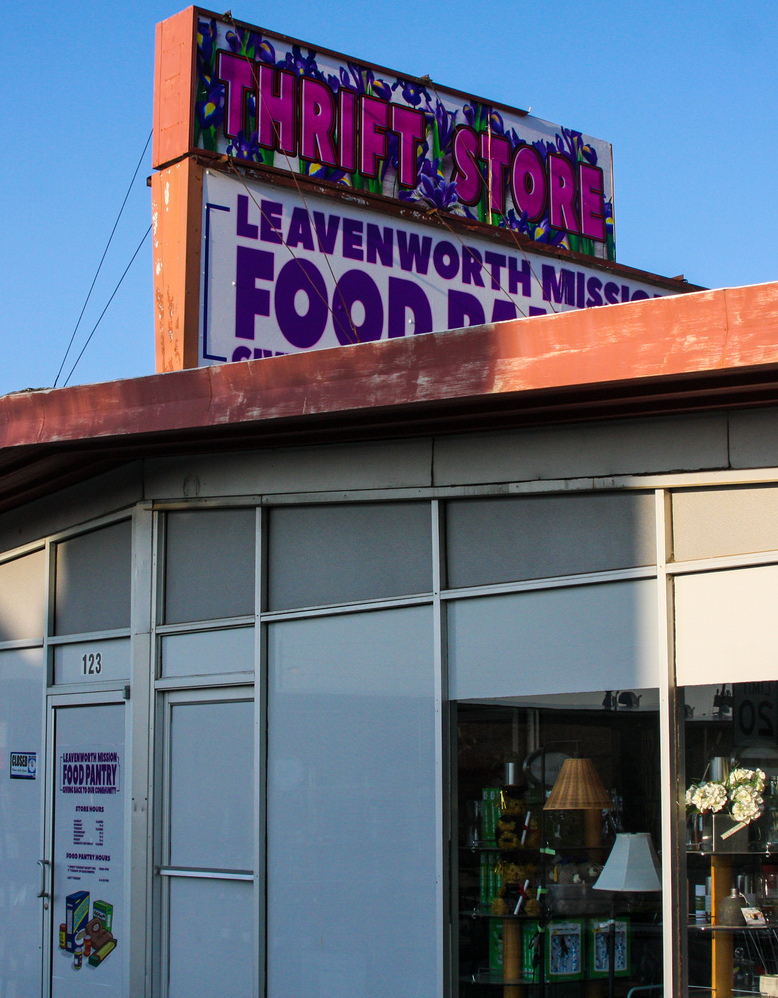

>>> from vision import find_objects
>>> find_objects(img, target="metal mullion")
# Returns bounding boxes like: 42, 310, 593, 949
150, 496, 262, 511
157, 692, 174, 998
154, 616, 254, 637
45, 679, 130, 696
254, 505, 266, 998
441, 564, 657, 603
431, 499, 450, 997
668, 549, 778, 576
130, 504, 154, 998
44, 509, 136, 548
0, 538, 46, 564
0, 637, 44, 651
146, 469, 778, 514
154, 672, 253, 693
158, 867, 253, 881
655, 488, 686, 996
47, 628, 131, 646
260, 591, 433, 623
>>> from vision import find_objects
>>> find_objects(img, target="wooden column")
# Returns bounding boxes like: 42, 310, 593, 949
711, 855, 733, 998
503, 919, 521, 998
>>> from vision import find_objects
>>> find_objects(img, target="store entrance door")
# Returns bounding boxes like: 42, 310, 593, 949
45, 696, 128, 998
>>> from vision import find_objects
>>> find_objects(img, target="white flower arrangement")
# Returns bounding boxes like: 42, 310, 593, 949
685, 767, 766, 825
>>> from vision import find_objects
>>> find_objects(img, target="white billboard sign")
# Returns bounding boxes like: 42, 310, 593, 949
200, 170, 673, 366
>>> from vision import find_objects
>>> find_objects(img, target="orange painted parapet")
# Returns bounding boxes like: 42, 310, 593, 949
153, 6, 197, 170
151, 158, 203, 372
2, 281, 778, 453
488, 281, 778, 394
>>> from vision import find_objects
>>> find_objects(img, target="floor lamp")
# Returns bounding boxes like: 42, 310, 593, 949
593, 832, 662, 998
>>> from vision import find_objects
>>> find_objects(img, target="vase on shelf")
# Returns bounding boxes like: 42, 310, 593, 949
686, 812, 749, 852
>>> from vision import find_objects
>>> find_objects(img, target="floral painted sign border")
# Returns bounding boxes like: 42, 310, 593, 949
194, 11, 616, 260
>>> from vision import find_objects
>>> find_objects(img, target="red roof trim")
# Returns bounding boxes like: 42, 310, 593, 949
1, 282, 777, 453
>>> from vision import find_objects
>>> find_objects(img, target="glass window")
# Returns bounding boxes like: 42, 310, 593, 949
266, 502, 432, 610
446, 492, 655, 589
167, 878, 253, 998
55, 520, 131, 634
266, 607, 437, 998
160, 628, 254, 678
0, 549, 46, 642
168, 698, 254, 870
164, 509, 255, 624
682, 681, 778, 995
456, 691, 663, 995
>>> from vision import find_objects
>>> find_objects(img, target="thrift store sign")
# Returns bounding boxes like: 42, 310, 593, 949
200, 170, 669, 364
193, 10, 615, 260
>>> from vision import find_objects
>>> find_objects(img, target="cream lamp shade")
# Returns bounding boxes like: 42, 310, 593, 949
593, 832, 662, 893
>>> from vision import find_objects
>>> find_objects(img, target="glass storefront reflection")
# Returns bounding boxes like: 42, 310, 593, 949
456, 690, 663, 996
683, 681, 778, 996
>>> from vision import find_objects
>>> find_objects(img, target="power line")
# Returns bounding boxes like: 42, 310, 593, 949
62, 225, 152, 388
54, 129, 152, 388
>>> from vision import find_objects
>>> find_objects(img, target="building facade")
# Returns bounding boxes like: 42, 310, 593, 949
2, 282, 778, 996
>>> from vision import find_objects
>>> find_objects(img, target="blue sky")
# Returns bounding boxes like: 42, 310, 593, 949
3, 1, 776, 395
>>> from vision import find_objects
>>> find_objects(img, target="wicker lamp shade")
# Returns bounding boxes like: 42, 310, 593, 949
543, 757, 613, 811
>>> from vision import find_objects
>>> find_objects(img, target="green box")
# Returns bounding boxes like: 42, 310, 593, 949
481, 788, 501, 846
489, 920, 503, 970
521, 921, 544, 983
93, 899, 113, 934
588, 917, 630, 978
546, 919, 585, 981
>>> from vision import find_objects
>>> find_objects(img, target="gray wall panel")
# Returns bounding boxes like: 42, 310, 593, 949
729, 408, 778, 470
673, 484, 778, 561
55, 520, 132, 634
164, 509, 255, 623
433, 414, 729, 487
145, 438, 434, 499
0, 549, 46, 642
268, 502, 432, 610
0, 464, 143, 555
446, 491, 655, 588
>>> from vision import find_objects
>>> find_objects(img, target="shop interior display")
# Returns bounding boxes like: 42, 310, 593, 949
456, 692, 663, 996
684, 682, 778, 998
455, 683, 778, 996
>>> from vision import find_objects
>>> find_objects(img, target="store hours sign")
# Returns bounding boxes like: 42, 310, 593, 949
199, 170, 671, 365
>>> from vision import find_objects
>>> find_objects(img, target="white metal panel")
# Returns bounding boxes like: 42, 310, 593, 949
675, 565, 778, 686
164, 509, 255, 624
55, 521, 132, 635
446, 491, 655, 589
0, 647, 45, 997
268, 502, 432, 610
449, 579, 659, 699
